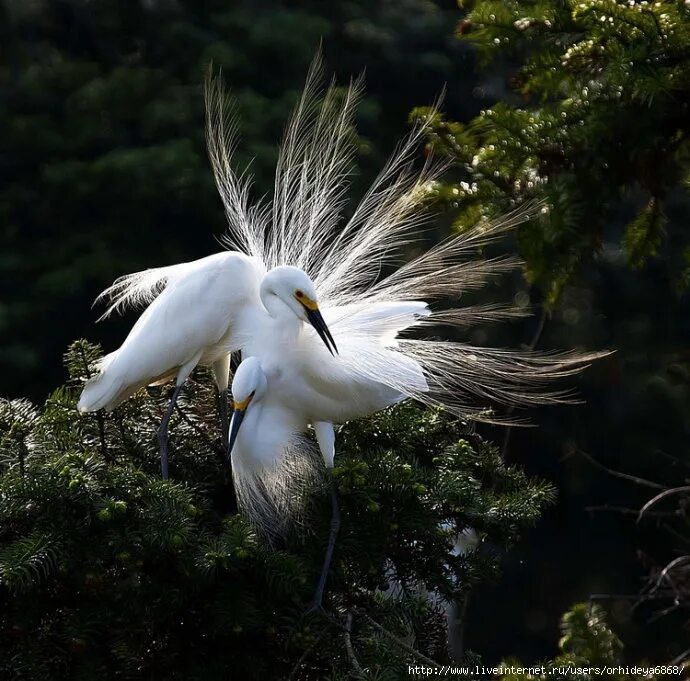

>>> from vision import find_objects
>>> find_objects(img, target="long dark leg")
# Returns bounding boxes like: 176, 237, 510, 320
219, 389, 229, 444
309, 475, 341, 611
158, 384, 183, 480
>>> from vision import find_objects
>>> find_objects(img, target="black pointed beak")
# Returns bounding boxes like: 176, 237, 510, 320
227, 408, 246, 460
306, 307, 338, 356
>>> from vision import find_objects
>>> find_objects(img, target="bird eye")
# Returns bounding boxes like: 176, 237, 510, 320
295, 290, 304, 298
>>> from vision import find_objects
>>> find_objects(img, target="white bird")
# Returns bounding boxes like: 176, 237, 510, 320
226, 297, 429, 607
77, 254, 339, 478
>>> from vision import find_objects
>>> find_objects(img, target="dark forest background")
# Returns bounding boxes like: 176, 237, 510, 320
1, 0, 687, 666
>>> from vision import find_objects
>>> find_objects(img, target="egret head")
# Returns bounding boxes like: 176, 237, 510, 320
227, 356, 267, 458
261, 266, 338, 355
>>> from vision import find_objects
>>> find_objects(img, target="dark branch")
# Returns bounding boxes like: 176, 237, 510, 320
576, 448, 665, 490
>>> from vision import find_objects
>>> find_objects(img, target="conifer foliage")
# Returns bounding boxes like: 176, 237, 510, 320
417, 0, 690, 659
420, 0, 690, 302
0, 340, 563, 679
500, 604, 656, 680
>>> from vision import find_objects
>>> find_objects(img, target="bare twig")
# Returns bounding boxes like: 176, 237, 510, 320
669, 647, 690, 667
638, 486, 690, 524
648, 601, 681, 623
649, 556, 690, 595
576, 448, 665, 490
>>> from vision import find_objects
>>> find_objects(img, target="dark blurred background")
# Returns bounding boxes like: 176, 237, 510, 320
1, 0, 686, 663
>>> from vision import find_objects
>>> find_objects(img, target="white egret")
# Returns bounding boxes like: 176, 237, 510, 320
77, 256, 338, 479
227, 356, 342, 610
227, 298, 429, 608
219, 275, 432, 610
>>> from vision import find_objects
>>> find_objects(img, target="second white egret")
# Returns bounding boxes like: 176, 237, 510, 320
227, 299, 430, 608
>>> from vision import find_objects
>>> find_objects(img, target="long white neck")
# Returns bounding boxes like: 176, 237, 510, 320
259, 279, 303, 341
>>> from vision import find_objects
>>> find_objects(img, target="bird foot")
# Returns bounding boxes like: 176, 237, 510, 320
304, 596, 326, 617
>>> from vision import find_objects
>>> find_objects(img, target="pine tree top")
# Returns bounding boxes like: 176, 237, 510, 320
420, 0, 690, 302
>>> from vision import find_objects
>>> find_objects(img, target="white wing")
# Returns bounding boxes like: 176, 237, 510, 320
261, 301, 431, 425
79, 253, 265, 412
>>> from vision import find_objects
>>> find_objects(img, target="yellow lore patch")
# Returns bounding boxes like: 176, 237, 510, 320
298, 294, 319, 311
233, 395, 252, 411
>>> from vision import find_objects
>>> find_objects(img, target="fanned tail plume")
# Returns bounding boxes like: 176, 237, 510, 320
206, 50, 448, 306
389, 341, 606, 422
205, 69, 269, 261
311, 94, 448, 304
270, 54, 364, 276
204, 57, 609, 423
